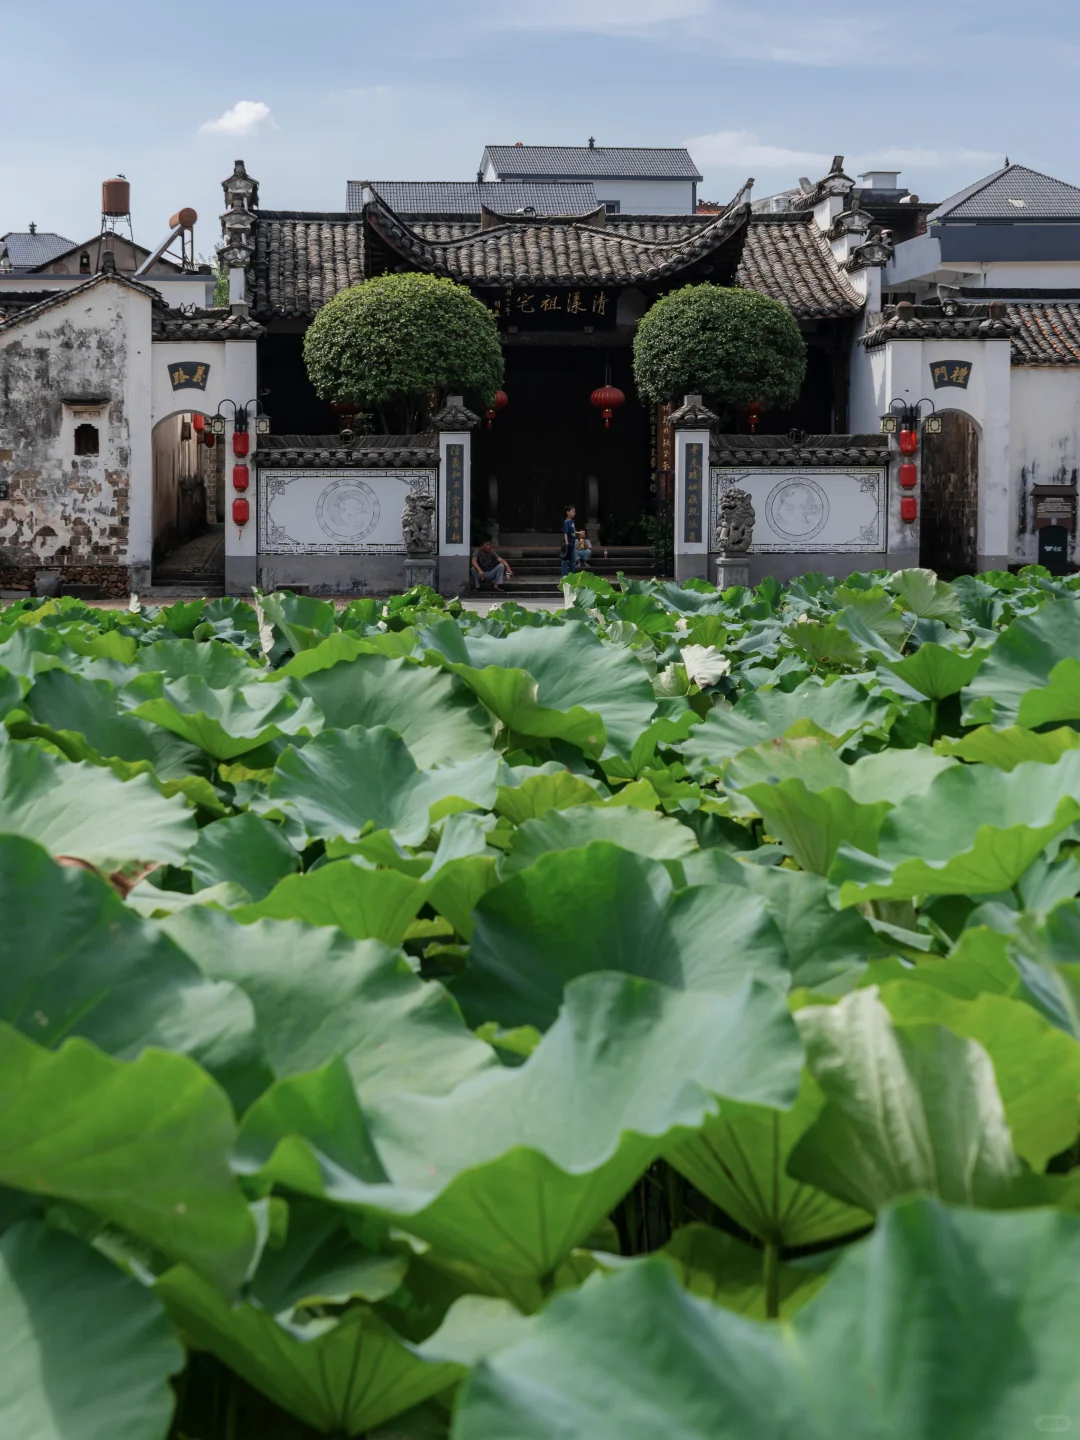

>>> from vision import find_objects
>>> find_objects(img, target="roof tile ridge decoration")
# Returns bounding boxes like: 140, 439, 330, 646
670, 394, 719, 429
859, 298, 1017, 348
710, 430, 889, 465
432, 397, 480, 430
152, 306, 265, 340
0, 270, 161, 335
790, 155, 855, 211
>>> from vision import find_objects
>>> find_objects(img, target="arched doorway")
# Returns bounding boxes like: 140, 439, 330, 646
920, 410, 979, 577
151, 411, 224, 586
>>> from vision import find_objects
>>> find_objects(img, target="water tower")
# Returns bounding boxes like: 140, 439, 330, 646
100, 175, 135, 260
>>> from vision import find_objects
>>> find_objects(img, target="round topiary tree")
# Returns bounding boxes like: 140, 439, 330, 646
303, 272, 504, 433
633, 284, 806, 420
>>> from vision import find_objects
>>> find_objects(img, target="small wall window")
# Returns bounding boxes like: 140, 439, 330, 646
603, 200, 621, 215
74, 423, 99, 456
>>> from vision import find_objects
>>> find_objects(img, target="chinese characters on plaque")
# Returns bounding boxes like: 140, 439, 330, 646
930, 360, 972, 390
444, 444, 465, 546
482, 287, 618, 331
168, 361, 211, 391
684, 442, 704, 544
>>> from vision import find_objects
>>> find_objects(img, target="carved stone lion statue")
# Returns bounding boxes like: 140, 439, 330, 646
715, 488, 755, 554
402, 490, 436, 555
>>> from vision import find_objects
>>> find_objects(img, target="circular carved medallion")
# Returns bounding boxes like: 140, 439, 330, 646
316, 479, 381, 542
765, 477, 829, 543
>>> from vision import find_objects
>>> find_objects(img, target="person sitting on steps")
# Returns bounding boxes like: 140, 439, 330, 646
470, 538, 513, 592
575, 527, 593, 570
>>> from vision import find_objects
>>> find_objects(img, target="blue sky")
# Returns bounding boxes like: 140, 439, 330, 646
4, 0, 1078, 255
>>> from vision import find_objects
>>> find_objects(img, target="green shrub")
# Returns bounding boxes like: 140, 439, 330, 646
303, 272, 504, 433
633, 284, 806, 414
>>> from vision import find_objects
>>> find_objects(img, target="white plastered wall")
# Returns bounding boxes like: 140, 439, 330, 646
1010, 366, 1080, 565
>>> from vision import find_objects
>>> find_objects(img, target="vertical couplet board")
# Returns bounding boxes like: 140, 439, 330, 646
684, 441, 704, 544
445, 443, 465, 547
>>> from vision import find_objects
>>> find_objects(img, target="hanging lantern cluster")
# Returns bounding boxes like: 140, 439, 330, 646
485, 390, 509, 429
880, 399, 942, 528
739, 396, 765, 435
590, 384, 625, 429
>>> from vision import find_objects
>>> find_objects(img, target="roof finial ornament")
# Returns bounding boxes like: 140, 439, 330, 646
28, 222, 36, 235
588, 136, 595, 149
1005, 155, 1010, 166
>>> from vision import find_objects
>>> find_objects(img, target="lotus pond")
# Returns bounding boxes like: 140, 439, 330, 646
5, 566, 1080, 1438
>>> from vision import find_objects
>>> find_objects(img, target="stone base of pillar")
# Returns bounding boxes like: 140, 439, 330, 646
225, 555, 257, 596
674, 553, 709, 584
404, 557, 438, 591
714, 554, 751, 590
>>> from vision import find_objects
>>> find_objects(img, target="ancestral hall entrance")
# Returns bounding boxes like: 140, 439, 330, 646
474, 346, 650, 540
920, 410, 979, 577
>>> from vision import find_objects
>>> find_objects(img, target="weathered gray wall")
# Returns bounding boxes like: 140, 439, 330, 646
0, 284, 142, 585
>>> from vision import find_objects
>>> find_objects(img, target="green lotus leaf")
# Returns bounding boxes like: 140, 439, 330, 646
256, 589, 337, 654
248, 1198, 408, 1315
458, 844, 789, 1030
882, 640, 988, 700
164, 907, 494, 1099
888, 567, 963, 624
0, 664, 22, 720
237, 973, 802, 1279
493, 770, 603, 823
501, 806, 699, 876
0, 1026, 255, 1293
423, 617, 657, 758
0, 1220, 183, 1440
232, 860, 429, 943
936, 723, 1080, 770
878, 981, 1080, 1170
962, 597, 1080, 726
186, 812, 299, 899
125, 671, 322, 760
132, 635, 261, 687
0, 836, 265, 1108
680, 677, 891, 776
280, 652, 493, 767
789, 988, 1041, 1213
832, 752, 1080, 902
155, 1262, 462, 1438
0, 742, 196, 868
267, 726, 499, 846
453, 1198, 1080, 1439
667, 1072, 871, 1250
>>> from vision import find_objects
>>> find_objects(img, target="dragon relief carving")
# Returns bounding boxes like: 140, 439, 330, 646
715, 487, 756, 553
402, 488, 436, 555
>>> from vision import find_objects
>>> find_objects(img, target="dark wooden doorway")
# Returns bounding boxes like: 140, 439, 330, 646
474, 345, 649, 539
920, 410, 979, 577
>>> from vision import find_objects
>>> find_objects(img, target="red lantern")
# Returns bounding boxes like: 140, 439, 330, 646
191, 412, 206, 433
900, 495, 918, 524
739, 396, 765, 435
899, 428, 918, 454
232, 464, 249, 491
486, 389, 509, 429
203, 432, 215, 449
590, 384, 625, 429
899, 462, 918, 488
232, 430, 250, 457
232, 497, 250, 525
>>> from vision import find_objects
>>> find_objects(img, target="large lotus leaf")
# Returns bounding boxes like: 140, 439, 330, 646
936, 723, 1080, 770
832, 752, 1080, 902
0, 665, 19, 720
962, 597, 1080, 726
789, 988, 1037, 1213
238, 973, 802, 1279
0, 1026, 255, 1292
124, 670, 322, 761
19, 669, 211, 782
233, 861, 429, 944
249, 1199, 408, 1315
458, 844, 789, 1030
493, 770, 603, 824
501, 805, 699, 875
0, 1220, 182, 1440
132, 635, 261, 688
882, 641, 988, 701
878, 981, 1080, 1170
0, 836, 265, 1106
888, 567, 963, 624
680, 677, 891, 776
281, 652, 493, 767
0, 624, 70, 682
267, 726, 499, 846
423, 617, 657, 759
257, 589, 337, 653
186, 812, 299, 899
667, 1072, 871, 1250
163, 907, 495, 1099
453, 1198, 1080, 1440
156, 1262, 461, 1438
0, 742, 196, 868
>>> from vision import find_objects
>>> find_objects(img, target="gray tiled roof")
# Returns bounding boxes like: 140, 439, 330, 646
347, 181, 602, 215
251, 212, 365, 317
257, 433, 438, 466
482, 145, 702, 182
0, 231, 76, 270
711, 433, 888, 465
931, 164, 1080, 222
152, 307, 263, 340
737, 214, 863, 317
1007, 302, 1080, 364
860, 302, 1016, 348
0, 272, 164, 334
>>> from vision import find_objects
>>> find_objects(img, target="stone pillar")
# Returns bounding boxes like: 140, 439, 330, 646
670, 395, 717, 584
223, 338, 259, 595
433, 396, 479, 595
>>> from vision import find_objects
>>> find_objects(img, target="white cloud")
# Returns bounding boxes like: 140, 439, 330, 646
687, 130, 1003, 187
199, 101, 277, 137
